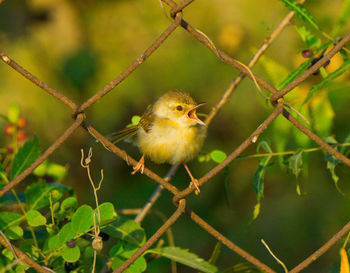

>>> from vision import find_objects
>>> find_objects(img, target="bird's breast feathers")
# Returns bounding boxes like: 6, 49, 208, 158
137, 118, 206, 164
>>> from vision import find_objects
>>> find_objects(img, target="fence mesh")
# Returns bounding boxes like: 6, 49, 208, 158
1, 0, 350, 272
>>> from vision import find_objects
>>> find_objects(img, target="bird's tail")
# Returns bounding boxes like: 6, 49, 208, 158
108, 125, 138, 144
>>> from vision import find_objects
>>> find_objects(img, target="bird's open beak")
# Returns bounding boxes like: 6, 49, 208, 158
188, 103, 207, 127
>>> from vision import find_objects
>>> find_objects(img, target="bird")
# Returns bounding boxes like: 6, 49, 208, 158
110, 90, 207, 194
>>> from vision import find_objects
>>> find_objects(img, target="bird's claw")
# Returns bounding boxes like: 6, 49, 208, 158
132, 155, 145, 175
183, 163, 201, 195
190, 178, 200, 195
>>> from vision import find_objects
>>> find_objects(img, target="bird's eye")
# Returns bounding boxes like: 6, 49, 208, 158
176, 105, 183, 111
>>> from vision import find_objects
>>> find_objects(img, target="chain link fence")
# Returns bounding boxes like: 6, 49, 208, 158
0, 0, 350, 272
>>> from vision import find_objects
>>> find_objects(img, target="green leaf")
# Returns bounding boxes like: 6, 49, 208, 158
252, 203, 261, 222
0, 164, 6, 183
210, 150, 227, 163
2, 248, 15, 261
7, 102, 20, 124
60, 196, 78, 212
146, 247, 221, 273
71, 205, 93, 234
10, 136, 41, 180
253, 165, 266, 201
127, 115, 142, 128
303, 59, 350, 104
278, 59, 313, 90
26, 209, 47, 227
131, 115, 141, 125
110, 241, 146, 272
198, 154, 211, 163
0, 212, 22, 230
295, 26, 321, 48
62, 245, 80, 263
83, 246, 95, 259
102, 215, 146, 246
326, 153, 344, 195
46, 163, 67, 181
111, 256, 147, 273
110, 241, 138, 258
289, 150, 303, 178
48, 234, 61, 251
14, 263, 28, 273
252, 141, 273, 220
33, 160, 48, 177
277, 41, 332, 90
0, 212, 23, 239
19, 239, 39, 261
279, 0, 319, 30
96, 202, 116, 224
7, 226, 23, 240
253, 141, 272, 199
208, 242, 221, 265
55, 223, 76, 248
340, 49, 349, 62
25, 181, 56, 210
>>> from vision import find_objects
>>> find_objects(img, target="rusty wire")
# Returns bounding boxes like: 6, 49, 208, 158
1, 0, 350, 272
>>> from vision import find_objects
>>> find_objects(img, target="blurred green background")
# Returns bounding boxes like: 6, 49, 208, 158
1, 0, 350, 272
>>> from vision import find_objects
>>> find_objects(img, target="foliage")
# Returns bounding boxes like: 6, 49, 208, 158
1, 1, 350, 272
0, 105, 223, 273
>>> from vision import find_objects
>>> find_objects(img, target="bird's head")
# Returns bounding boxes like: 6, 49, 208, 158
152, 90, 206, 127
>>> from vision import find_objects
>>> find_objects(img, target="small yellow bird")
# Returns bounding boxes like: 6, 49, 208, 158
110, 90, 207, 193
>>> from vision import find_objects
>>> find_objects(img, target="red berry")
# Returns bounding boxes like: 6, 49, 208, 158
17, 130, 26, 141
18, 117, 26, 128
302, 49, 313, 58
6, 146, 14, 154
4, 124, 15, 135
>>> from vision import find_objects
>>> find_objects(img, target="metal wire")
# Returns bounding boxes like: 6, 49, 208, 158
0, 0, 350, 272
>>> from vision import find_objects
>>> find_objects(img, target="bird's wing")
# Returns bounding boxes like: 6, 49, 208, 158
139, 107, 155, 133
109, 107, 155, 144
109, 125, 138, 144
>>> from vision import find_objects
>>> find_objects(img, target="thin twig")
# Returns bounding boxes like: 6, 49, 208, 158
261, 239, 288, 273
134, 164, 179, 223
81, 148, 104, 273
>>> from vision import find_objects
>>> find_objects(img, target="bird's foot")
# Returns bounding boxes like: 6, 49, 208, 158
184, 163, 200, 195
132, 155, 145, 175
190, 178, 200, 195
